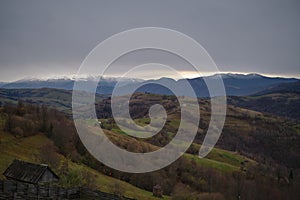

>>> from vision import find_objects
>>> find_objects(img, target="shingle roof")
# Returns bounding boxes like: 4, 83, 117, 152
3, 160, 59, 184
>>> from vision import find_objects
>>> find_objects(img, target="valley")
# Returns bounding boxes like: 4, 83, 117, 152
0, 82, 299, 199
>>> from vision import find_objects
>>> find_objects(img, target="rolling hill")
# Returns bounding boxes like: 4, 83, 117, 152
228, 81, 300, 120
0, 131, 168, 200
0, 88, 108, 116
0, 86, 299, 199
96, 92, 300, 169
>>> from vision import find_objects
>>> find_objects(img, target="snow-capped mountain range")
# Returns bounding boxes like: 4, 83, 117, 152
0, 73, 298, 97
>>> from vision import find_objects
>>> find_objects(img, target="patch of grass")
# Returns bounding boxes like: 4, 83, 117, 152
134, 118, 150, 126
207, 148, 252, 167
186, 143, 255, 170
111, 128, 127, 135
184, 154, 239, 173
292, 124, 300, 135
168, 119, 180, 129
0, 131, 169, 200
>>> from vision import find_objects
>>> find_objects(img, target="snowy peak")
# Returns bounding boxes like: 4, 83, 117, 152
206, 73, 265, 80
0, 73, 298, 97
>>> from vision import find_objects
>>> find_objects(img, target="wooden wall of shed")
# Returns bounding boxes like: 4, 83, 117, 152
39, 169, 58, 183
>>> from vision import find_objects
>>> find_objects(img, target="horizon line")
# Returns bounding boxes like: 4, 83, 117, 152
1, 71, 300, 83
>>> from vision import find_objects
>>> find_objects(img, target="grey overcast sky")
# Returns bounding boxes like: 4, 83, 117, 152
0, 0, 299, 81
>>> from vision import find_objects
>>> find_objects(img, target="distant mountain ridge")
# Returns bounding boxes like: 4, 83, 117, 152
228, 81, 300, 120
1, 80, 300, 121
254, 80, 300, 95
0, 73, 298, 97
0, 77, 143, 95
0, 82, 6, 87
119, 73, 298, 97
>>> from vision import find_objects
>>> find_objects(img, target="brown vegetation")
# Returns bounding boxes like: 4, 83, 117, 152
0, 95, 299, 199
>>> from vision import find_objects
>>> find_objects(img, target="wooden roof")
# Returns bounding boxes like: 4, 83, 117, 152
153, 184, 162, 189
3, 160, 59, 184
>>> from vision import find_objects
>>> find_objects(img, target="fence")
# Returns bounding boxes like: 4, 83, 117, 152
0, 180, 136, 200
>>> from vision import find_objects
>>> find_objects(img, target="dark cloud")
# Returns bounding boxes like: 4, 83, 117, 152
0, 0, 299, 81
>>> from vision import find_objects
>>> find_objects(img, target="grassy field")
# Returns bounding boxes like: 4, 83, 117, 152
98, 116, 255, 174
184, 154, 239, 173
191, 143, 255, 168
0, 131, 169, 200
101, 126, 255, 175
183, 144, 255, 174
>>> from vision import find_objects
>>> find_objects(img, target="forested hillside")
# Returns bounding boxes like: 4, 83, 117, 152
0, 92, 299, 199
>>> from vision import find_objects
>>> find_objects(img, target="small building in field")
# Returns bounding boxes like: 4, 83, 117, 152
3, 159, 59, 184
153, 184, 163, 197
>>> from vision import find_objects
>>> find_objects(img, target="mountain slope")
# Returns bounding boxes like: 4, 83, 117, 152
0, 87, 299, 168
255, 80, 300, 95
96, 93, 300, 168
0, 88, 108, 116
0, 83, 6, 88
0, 91, 299, 199
228, 81, 300, 120
0, 131, 166, 200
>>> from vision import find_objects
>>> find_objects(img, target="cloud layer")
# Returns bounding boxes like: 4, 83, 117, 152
0, 0, 299, 81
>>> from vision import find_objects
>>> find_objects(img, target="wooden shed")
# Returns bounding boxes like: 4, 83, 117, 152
3, 160, 59, 184
153, 184, 163, 197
